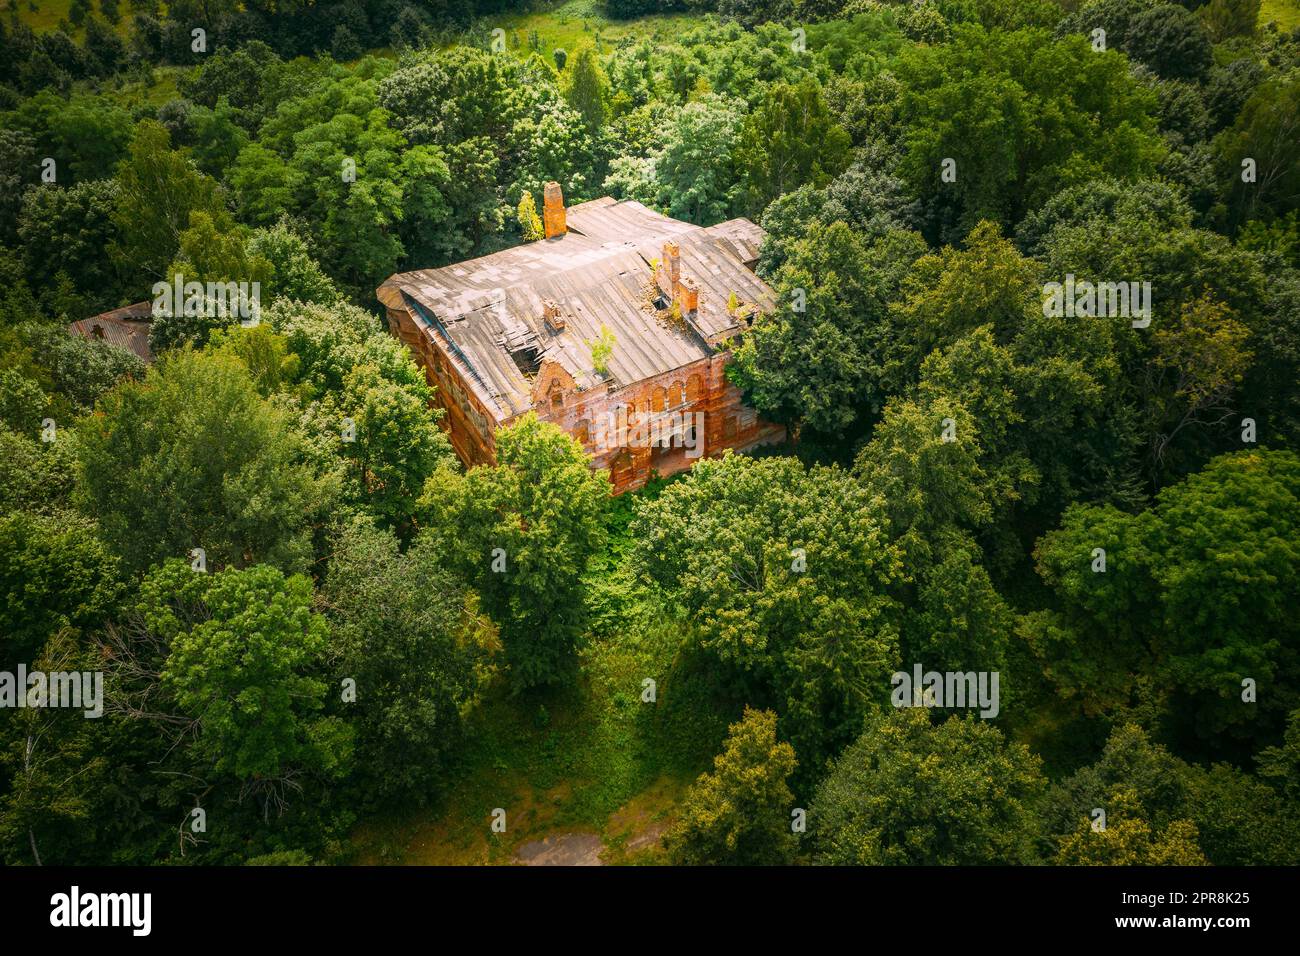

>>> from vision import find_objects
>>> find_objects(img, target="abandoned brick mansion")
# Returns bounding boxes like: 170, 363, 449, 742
377, 182, 785, 494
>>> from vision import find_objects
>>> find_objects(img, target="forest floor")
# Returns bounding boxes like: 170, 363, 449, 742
349, 478, 738, 865
346, 626, 727, 865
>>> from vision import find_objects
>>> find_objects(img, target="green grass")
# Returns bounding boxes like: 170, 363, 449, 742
464, 0, 708, 58
6, 0, 133, 37
7, 0, 74, 33
102, 65, 183, 109
1261, 0, 1300, 31
349, 481, 739, 865
349, 619, 735, 865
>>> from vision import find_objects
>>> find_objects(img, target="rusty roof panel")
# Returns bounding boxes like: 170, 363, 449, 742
377, 199, 772, 419
68, 304, 154, 363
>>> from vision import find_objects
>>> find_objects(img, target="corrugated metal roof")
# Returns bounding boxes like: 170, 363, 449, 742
68, 303, 154, 362
378, 199, 772, 420
703, 218, 766, 265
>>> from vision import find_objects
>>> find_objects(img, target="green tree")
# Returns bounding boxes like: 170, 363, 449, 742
588, 324, 615, 377
17, 180, 124, 314
632, 453, 903, 764
1258, 709, 1300, 804
75, 348, 337, 576
145, 560, 352, 785
245, 220, 341, 305
562, 44, 610, 133
516, 190, 544, 241
737, 76, 851, 214
1202, 0, 1260, 41
810, 707, 1045, 865
1127, 4, 1214, 80
1020, 501, 1158, 716
321, 519, 495, 804
0, 630, 109, 866
1145, 450, 1300, 744
1145, 294, 1252, 479
1054, 785, 1208, 865
894, 25, 1163, 240
0, 510, 122, 663
329, 363, 455, 533
1026, 451, 1300, 747
730, 224, 926, 437
1216, 77, 1300, 226
419, 413, 609, 688
110, 120, 227, 282
665, 707, 798, 865
655, 93, 744, 225
1042, 722, 1294, 865
0, 425, 78, 514
208, 323, 300, 398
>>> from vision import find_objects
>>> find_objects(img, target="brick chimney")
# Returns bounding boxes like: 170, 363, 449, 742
659, 242, 701, 314
679, 276, 699, 314
543, 181, 566, 239
662, 241, 680, 291
543, 298, 564, 331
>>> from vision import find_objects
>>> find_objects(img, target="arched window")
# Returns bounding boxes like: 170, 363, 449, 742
652, 386, 666, 412
685, 374, 703, 403
668, 381, 684, 407
575, 419, 591, 445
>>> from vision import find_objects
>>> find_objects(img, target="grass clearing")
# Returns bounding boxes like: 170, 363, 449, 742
7, 0, 76, 34
463, 0, 709, 59
350, 477, 739, 865
348, 622, 725, 865
1261, 0, 1300, 31
6, 0, 133, 37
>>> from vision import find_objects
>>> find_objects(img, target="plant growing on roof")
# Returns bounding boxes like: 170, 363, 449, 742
589, 324, 615, 377
516, 191, 544, 241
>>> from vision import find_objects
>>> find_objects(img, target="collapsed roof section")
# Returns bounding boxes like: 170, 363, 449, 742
376, 195, 774, 422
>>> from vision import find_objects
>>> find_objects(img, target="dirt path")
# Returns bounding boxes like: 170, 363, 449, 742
512, 831, 605, 866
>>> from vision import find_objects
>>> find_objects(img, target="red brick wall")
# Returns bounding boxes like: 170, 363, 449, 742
521, 351, 785, 495
386, 307, 499, 467
389, 306, 785, 495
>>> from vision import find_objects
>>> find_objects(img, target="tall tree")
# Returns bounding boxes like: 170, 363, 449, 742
737, 76, 851, 214
321, 519, 494, 804
562, 44, 610, 134
145, 560, 352, 796
419, 413, 609, 688
810, 708, 1045, 865
75, 348, 337, 576
110, 120, 227, 282
665, 707, 799, 865
632, 452, 903, 764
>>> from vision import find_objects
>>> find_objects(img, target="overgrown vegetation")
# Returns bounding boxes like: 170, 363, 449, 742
2, 0, 1299, 867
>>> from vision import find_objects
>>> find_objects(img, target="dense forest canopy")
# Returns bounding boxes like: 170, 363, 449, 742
1, 0, 1299, 866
